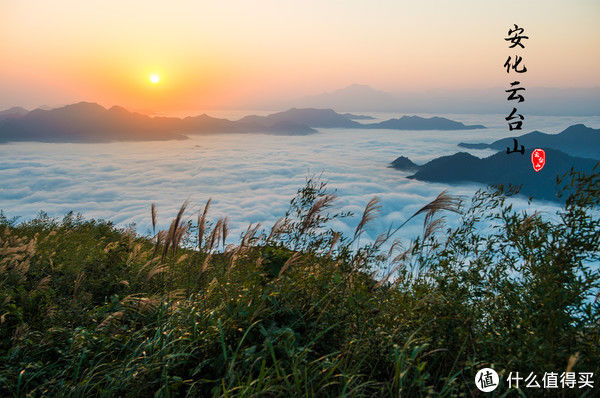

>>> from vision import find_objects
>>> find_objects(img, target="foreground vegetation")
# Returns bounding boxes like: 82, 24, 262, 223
1, 169, 599, 397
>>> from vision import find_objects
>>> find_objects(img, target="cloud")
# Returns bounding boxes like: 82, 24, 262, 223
2, 113, 589, 249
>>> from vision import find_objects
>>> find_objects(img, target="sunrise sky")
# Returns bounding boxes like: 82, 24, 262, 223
1, 0, 599, 113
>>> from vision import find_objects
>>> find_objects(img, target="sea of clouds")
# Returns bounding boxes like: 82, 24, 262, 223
1, 113, 599, 249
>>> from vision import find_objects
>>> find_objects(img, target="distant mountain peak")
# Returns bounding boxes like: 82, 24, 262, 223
458, 123, 600, 159
294, 84, 397, 111
558, 123, 594, 135
334, 84, 384, 93
108, 105, 130, 113
390, 156, 420, 172
59, 102, 106, 113
0, 106, 28, 120
393, 146, 599, 203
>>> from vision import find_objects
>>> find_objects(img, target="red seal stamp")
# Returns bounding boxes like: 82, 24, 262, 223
531, 149, 545, 172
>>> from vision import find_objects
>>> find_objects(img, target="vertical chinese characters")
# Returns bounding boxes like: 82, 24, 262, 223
504, 24, 529, 155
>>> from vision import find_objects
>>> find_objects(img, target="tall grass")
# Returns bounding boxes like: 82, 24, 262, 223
1, 169, 599, 397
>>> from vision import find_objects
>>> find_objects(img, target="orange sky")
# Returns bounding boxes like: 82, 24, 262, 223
1, 0, 599, 113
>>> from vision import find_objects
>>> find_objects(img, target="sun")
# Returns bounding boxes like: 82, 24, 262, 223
149, 73, 160, 84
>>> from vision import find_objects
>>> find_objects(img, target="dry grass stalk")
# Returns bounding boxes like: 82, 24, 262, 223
151, 203, 157, 235
207, 218, 224, 252
222, 217, 229, 248
153, 230, 166, 257
278, 252, 302, 277
327, 232, 341, 257
354, 197, 381, 240
205, 277, 219, 296
102, 241, 119, 253
267, 217, 286, 242
392, 246, 412, 264
146, 264, 167, 281
374, 231, 389, 248
173, 224, 189, 254
97, 311, 124, 330
73, 272, 85, 297
376, 244, 414, 288
198, 198, 212, 250
15, 259, 31, 275
227, 250, 239, 273
126, 243, 143, 265
227, 245, 248, 273
34, 275, 52, 292
202, 253, 213, 272
121, 294, 160, 314
300, 194, 337, 234
242, 223, 261, 247
255, 255, 263, 269
387, 240, 403, 258
566, 352, 580, 373
395, 190, 462, 233
424, 217, 446, 240
136, 257, 159, 280
518, 211, 540, 233
162, 220, 177, 260
162, 201, 189, 261
45, 305, 57, 319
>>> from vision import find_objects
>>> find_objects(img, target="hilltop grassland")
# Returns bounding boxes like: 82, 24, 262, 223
1, 170, 599, 397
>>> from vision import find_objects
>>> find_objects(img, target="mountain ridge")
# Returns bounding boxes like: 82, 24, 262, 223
391, 144, 599, 202
0, 103, 485, 144
458, 124, 600, 159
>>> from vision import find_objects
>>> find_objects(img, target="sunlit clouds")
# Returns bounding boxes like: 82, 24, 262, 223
1, 0, 599, 112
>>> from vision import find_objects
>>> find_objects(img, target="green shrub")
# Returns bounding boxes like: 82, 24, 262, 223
1, 169, 599, 396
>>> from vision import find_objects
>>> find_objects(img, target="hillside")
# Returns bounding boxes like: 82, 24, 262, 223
458, 124, 600, 159
0, 104, 486, 144
366, 115, 485, 130
1, 173, 599, 396
0, 103, 317, 144
392, 148, 599, 202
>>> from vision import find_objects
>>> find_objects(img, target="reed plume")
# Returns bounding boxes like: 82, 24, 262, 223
353, 197, 381, 241
267, 217, 286, 242
151, 203, 157, 235
242, 223, 261, 247
207, 218, 224, 252
198, 198, 212, 250
424, 217, 445, 240
327, 232, 341, 257
392, 190, 462, 234
300, 194, 336, 234
161, 200, 188, 261
222, 217, 229, 248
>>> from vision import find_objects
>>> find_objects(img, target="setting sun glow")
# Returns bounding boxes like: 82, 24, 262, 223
149, 74, 160, 84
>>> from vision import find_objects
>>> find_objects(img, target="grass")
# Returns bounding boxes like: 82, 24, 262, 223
1, 169, 599, 397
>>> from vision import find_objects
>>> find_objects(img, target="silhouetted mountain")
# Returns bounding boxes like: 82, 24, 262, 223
366, 116, 485, 130
0, 103, 317, 143
239, 108, 363, 128
392, 149, 599, 202
0, 103, 486, 144
458, 124, 600, 159
0, 103, 188, 143
390, 156, 420, 172
341, 113, 374, 120
0, 106, 28, 120
240, 108, 484, 130
294, 84, 397, 112
286, 84, 600, 115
